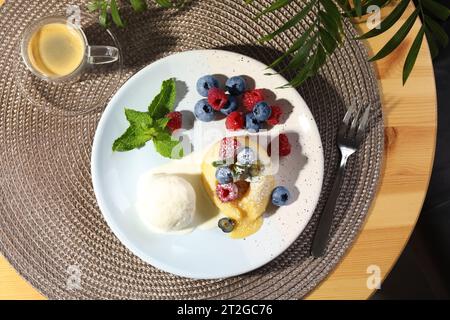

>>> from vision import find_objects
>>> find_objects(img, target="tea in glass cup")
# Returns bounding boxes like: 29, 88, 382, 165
21, 16, 119, 83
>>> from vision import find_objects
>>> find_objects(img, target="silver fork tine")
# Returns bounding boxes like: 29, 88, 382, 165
339, 105, 354, 137
351, 106, 361, 130
356, 107, 370, 141
342, 105, 354, 126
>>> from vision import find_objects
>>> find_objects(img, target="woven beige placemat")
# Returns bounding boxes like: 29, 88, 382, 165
0, 0, 383, 299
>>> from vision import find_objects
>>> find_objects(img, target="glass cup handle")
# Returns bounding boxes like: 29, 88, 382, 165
87, 45, 119, 65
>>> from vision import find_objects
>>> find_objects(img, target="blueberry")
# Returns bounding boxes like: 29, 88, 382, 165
271, 186, 291, 206
215, 166, 234, 184
220, 95, 238, 116
237, 147, 256, 166
218, 217, 236, 233
245, 113, 261, 133
196, 75, 219, 97
253, 101, 272, 122
225, 76, 246, 96
194, 99, 215, 122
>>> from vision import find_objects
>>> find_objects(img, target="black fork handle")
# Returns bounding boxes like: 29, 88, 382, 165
311, 152, 348, 257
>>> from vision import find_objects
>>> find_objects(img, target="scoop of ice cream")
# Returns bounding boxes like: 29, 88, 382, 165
136, 174, 196, 233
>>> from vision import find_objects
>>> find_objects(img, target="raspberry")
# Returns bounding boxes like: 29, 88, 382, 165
219, 137, 241, 159
268, 134, 291, 157
165, 111, 182, 132
225, 111, 244, 131
216, 183, 239, 202
267, 105, 283, 126
242, 89, 265, 111
208, 88, 228, 111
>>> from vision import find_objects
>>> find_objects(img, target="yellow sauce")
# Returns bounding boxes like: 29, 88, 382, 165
201, 137, 275, 239
27, 23, 85, 78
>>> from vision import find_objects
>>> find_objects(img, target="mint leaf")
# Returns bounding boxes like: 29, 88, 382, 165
148, 78, 176, 119
112, 78, 183, 159
153, 132, 183, 159
125, 108, 153, 128
153, 131, 171, 141
113, 108, 155, 151
155, 117, 170, 130
112, 126, 155, 151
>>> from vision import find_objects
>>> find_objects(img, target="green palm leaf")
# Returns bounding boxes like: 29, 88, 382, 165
311, 44, 327, 73
403, 25, 425, 84
283, 35, 317, 71
335, 0, 352, 16
266, 26, 315, 69
354, 0, 363, 17
286, 58, 314, 87
422, 0, 450, 21
320, 0, 343, 33
319, 10, 342, 41
259, 0, 315, 43
425, 15, 449, 47
320, 26, 338, 54
320, 0, 341, 22
99, 1, 109, 27
289, 49, 321, 87
368, 8, 419, 61
154, 0, 173, 7
130, 0, 148, 12
358, 0, 411, 39
255, 0, 294, 20
110, 0, 124, 27
424, 28, 439, 58
348, 0, 391, 17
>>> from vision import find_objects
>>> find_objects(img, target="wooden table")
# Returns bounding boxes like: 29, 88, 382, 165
0, 2, 437, 300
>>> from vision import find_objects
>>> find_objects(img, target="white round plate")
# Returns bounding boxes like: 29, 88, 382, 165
92, 50, 324, 279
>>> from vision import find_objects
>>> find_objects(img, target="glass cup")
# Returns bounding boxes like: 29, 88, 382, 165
20, 15, 119, 83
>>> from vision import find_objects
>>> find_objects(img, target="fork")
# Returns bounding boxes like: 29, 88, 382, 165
311, 104, 371, 257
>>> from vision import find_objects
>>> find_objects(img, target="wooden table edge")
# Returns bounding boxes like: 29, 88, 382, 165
367, 66, 438, 300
